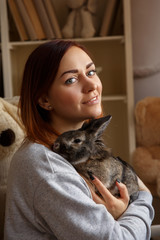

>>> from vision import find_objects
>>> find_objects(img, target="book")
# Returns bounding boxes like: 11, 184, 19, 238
15, 0, 37, 40
33, 0, 55, 39
8, 8, 22, 41
8, 0, 28, 41
111, 0, 124, 36
99, 0, 118, 36
42, 0, 62, 38
23, 0, 46, 40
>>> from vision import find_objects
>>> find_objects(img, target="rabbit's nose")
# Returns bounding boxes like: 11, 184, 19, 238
52, 142, 60, 151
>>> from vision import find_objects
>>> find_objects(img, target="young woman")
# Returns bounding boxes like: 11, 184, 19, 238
4, 40, 154, 240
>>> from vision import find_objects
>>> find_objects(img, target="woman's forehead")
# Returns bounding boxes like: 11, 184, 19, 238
59, 47, 93, 69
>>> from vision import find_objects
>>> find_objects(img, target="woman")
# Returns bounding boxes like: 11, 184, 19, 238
4, 40, 154, 240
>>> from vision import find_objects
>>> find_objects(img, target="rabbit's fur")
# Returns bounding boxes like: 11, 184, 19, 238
52, 115, 139, 200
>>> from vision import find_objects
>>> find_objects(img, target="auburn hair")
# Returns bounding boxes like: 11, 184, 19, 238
19, 39, 92, 148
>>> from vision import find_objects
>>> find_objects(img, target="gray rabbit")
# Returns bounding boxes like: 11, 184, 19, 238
52, 115, 139, 201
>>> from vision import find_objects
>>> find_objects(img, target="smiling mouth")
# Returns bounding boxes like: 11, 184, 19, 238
83, 96, 99, 104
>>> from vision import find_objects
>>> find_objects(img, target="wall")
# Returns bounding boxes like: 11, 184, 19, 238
131, 1, 160, 225
131, 0, 160, 103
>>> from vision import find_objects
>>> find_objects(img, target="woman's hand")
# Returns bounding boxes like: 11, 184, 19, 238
90, 177, 129, 219
81, 174, 129, 220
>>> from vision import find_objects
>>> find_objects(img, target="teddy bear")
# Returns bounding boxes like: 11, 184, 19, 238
132, 96, 160, 197
62, 0, 97, 38
0, 97, 25, 239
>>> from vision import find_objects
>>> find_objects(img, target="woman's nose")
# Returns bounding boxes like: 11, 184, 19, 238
82, 77, 97, 93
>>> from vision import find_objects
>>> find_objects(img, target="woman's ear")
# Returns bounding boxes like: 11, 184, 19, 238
38, 96, 53, 110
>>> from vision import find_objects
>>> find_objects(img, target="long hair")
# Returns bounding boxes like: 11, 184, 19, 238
19, 40, 91, 148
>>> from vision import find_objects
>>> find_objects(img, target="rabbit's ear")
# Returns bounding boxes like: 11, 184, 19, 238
81, 115, 112, 138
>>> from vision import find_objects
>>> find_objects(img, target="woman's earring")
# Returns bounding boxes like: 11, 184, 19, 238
48, 105, 52, 110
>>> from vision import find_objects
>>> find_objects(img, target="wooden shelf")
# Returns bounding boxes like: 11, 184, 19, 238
0, 0, 135, 162
102, 95, 127, 102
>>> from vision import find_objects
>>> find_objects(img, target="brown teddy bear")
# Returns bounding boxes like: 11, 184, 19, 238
0, 97, 25, 239
62, 0, 97, 38
132, 97, 160, 197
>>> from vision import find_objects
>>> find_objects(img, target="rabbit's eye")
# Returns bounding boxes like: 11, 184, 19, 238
73, 138, 81, 144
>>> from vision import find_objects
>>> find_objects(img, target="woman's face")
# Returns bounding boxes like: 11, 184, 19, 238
47, 46, 102, 130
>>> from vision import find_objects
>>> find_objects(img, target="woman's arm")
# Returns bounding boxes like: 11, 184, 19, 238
34, 171, 154, 240
87, 174, 154, 240
118, 191, 154, 239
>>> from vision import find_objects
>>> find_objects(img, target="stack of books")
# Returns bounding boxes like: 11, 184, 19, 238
8, 0, 62, 41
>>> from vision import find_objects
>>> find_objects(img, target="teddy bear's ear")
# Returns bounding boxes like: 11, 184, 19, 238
135, 99, 147, 125
87, 0, 97, 13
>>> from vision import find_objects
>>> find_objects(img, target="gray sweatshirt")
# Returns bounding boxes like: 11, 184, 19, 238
4, 140, 154, 240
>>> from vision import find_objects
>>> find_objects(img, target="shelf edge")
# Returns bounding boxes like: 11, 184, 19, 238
8, 36, 125, 48
102, 95, 127, 102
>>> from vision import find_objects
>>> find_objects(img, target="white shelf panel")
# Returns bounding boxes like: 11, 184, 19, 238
102, 95, 127, 102
8, 36, 124, 48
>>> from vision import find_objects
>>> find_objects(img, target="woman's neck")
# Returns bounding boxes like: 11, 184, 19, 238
51, 117, 85, 134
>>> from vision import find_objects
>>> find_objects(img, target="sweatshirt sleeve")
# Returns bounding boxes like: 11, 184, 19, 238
118, 191, 154, 239
33, 171, 154, 240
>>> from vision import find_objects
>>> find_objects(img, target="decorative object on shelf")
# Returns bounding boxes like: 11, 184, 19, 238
8, 0, 29, 41
0, 97, 25, 239
100, 0, 119, 37
23, 0, 46, 40
8, 0, 62, 40
133, 62, 160, 79
14, 0, 37, 40
42, 0, 62, 38
62, 0, 97, 38
33, 0, 55, 39
132, 97, 160, 197
110, 0, 124, 36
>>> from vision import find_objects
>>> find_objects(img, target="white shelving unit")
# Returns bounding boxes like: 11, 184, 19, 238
0, 0, 135, 162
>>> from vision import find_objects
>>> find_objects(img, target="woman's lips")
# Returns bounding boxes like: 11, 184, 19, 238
83, 96, 99, 105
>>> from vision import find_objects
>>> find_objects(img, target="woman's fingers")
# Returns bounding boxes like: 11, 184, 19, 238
91, 176, 115, 202
116, 180, 129, 203
90, 176, 130, 219
91, 176, 129, 203
80, 173, 130, 219
90, 188, 106, 205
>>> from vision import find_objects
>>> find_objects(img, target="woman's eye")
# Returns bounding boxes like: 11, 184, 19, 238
87, 70, 96, 77
65, 78, 76, 85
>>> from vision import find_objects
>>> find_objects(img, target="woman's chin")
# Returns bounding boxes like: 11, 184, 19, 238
87, 108, 102, 119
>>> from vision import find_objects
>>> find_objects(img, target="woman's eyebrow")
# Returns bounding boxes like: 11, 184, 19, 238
60, 62, 94, 78
60, 69, 78, 78
86, 62, 94, 69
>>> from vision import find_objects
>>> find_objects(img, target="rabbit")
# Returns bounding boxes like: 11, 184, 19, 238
52, 115, 139, 201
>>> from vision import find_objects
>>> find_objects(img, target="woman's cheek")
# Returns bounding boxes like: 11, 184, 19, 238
59, 91, 79, 105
